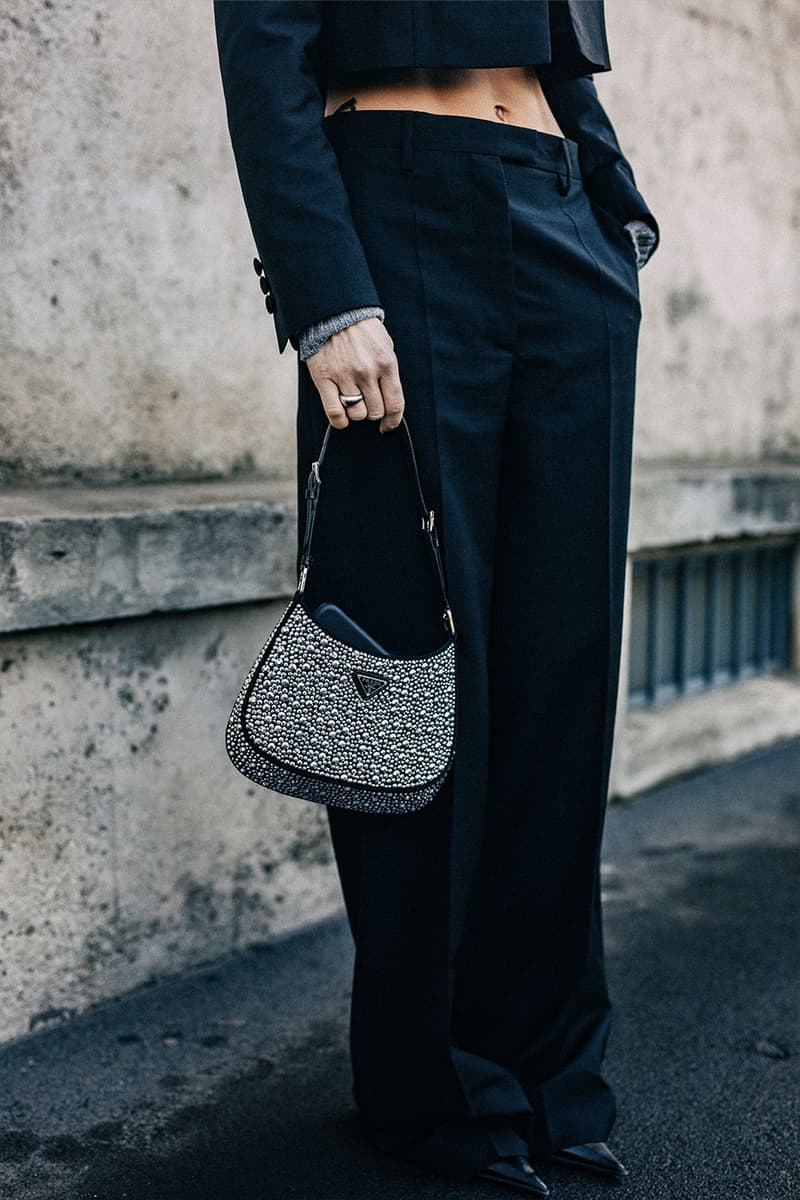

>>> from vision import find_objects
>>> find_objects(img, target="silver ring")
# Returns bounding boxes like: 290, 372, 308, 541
338, 391, 365, 407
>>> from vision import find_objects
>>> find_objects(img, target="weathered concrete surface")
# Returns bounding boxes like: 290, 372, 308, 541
628, 464, 800, 552
0, 602, 343, 1045
3, 467, 799, 634
0, 737, 796, 1200
0, 1, 297, 487
613, 670, 800, 797
616, 0, 800, 466
1, 0, 798, 486
0, 479, 296, 633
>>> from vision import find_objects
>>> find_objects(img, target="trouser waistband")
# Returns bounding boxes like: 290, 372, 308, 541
322, 106, 582, 191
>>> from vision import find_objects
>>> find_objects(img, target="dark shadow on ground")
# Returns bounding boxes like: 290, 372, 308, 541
1, 739, 798, 1200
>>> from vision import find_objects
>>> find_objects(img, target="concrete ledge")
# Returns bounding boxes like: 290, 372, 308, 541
2, 466, 800, 635
613, 671, 800, 798
629, 463, 800, 552
0, 479, 297, 634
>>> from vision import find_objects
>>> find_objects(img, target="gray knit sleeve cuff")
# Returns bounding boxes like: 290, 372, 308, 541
298, 306, 385, 361
623, 217, 658, 269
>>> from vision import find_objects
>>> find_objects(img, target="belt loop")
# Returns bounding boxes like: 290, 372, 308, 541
557, 138, 571, 195
401, 110, 414, 173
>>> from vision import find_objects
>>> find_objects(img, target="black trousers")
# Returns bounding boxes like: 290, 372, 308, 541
295, 108, 642, 1181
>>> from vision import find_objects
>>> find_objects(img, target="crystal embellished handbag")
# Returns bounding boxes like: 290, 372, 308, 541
224, 416, 458, 814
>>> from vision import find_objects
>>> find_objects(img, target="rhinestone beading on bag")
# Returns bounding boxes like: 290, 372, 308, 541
224, 597, 457, 814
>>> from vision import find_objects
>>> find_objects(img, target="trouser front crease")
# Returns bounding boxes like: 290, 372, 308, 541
295, 108, 642, 1180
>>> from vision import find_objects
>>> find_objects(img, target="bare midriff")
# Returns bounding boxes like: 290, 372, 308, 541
323, 65, 566, 138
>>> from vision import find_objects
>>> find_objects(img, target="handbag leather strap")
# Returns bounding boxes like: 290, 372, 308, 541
297, 416, 456, 635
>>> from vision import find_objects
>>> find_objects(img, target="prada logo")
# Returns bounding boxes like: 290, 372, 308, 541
352, 671, 390, 700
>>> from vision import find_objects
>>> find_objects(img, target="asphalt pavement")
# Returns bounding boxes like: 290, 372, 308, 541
1, 737, 798, 1200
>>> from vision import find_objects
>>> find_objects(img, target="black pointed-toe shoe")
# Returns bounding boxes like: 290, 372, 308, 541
545, 1140, 628, 1181
477, 1153, 551, 1196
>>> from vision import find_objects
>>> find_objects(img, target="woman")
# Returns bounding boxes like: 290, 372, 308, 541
214, 3, 660, 1195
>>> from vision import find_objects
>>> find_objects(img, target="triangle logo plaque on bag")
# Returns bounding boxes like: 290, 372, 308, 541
352, 670, 390, 700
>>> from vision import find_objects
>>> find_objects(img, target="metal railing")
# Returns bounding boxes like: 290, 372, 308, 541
628, 536, 796, 709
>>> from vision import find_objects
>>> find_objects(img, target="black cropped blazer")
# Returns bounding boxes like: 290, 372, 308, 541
213, 1, 660, 355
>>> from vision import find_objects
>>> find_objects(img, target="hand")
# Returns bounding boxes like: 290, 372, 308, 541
304, 316, 405, 434
623, 217, 657, 269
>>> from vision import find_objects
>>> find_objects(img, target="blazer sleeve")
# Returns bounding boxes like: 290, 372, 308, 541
213, 1, 383, 354
538, 70, 661, 259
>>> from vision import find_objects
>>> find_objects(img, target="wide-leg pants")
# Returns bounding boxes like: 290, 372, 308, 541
295, 108, 642, 1181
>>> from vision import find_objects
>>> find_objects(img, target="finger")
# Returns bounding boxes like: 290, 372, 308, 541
335, 372, 369, 423
377, 359, 405, 433
316, 377, 350, 429
341, 379, 370, 423
358, 371, 385, 423
345, 399, 368, 423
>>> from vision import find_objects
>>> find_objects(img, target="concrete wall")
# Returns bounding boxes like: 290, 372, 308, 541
1, 0, 296, 486
2, 0, 797, 485
0, 601, 343, 1043
614, 0, 800, 466
1, 0, 798, 1043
